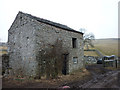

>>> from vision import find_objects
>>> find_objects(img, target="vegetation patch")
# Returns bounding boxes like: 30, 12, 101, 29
3, 68, 90, 88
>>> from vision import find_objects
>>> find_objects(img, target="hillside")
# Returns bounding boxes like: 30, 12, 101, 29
94, 38, 119, 57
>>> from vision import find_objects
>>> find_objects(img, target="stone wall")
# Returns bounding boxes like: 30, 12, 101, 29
8, 13, 37, 76
8, 12, 84, 76
34, 20, 84, 73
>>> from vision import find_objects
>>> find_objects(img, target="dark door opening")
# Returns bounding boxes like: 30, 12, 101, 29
62, 54, 68, 75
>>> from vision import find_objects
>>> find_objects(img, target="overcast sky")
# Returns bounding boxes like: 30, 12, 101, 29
0, 0, 119, 42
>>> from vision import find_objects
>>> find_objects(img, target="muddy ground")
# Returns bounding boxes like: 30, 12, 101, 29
68, 64, 120, 88
2, 64, 120, 89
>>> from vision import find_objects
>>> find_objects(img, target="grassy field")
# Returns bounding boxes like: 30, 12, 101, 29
94, 38, 119, 57
84, 44, 99, 56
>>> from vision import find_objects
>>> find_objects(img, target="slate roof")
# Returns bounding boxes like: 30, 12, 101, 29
19, 11, 83, 35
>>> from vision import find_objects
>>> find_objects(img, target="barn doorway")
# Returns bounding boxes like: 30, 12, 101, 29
62, 54, 69, 75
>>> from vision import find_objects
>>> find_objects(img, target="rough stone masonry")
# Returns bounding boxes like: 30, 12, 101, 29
8, 11, 84, 77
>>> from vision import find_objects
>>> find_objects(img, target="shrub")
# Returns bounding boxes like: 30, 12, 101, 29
36, 39, 68, 79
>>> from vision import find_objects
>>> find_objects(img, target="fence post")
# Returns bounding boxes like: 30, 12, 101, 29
115, 59, 117, 68
102, 59, 105, 67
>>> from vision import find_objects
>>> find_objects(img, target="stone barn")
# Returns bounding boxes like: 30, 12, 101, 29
8, 11, 84, 77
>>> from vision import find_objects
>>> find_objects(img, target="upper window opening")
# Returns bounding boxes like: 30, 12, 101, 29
72, 38, 77, 48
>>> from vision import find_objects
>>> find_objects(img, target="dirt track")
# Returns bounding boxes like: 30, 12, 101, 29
65, 65, 120, 88
80, 70, 120, 88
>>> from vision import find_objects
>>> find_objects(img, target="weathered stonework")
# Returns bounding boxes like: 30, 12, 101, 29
8, 12, 84, 76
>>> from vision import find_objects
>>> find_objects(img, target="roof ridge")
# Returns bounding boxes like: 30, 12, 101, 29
19, 11, 83, 35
